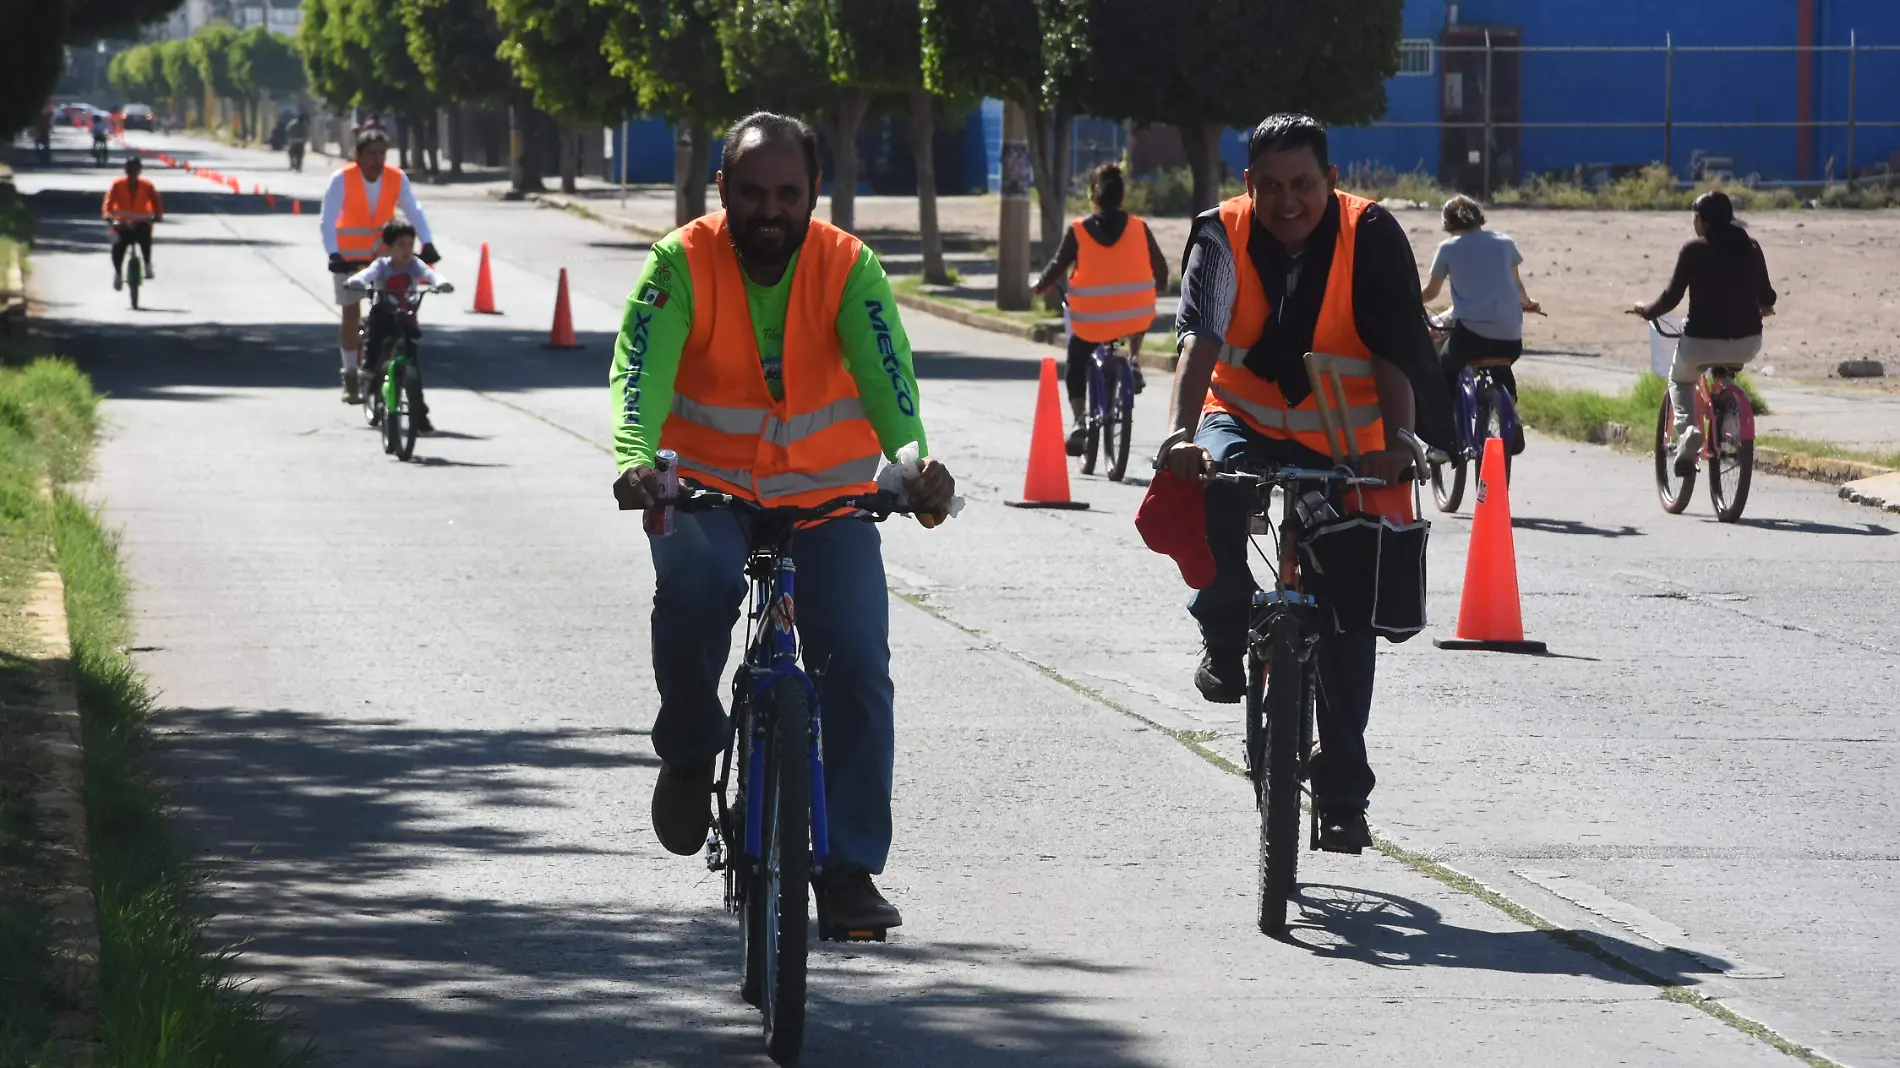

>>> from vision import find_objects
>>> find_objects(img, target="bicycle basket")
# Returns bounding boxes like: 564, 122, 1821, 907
1297, 511, 1429, 643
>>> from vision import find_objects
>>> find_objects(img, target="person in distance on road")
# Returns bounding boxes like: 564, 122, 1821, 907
609, 111, 957, 935
1420, 194, 1542, 400
1165, 113, 1452, 854
345, 220, 446, 434
1033, 163, 1170, 454
1627, 190, 1777, 477
103, 156, 163, 290
323, 124, 440, 406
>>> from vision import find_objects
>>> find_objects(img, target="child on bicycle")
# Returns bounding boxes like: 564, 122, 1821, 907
1628, 190, 1777, 475
1032, 164, 1170, 454
345, 220, 445, 433
1420, 195, 1540, 400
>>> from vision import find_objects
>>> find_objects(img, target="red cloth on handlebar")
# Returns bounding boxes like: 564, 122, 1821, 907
1134, 470, 1216, 590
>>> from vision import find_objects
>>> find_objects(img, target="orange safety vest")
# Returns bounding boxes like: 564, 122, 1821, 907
665, 212, 884, 509
1067, 215, 1156, 343
1204, 189, 1385, 460
103, 177, 161, 223
335, 162, 404, 260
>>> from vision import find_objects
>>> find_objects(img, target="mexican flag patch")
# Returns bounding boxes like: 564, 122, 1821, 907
638, 284, 669, 308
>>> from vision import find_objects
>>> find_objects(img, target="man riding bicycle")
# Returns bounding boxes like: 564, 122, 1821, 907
103, 156, 163, 290
322, 124, 439, 410
1033, 163, 1169, 454
1164, 114, 1450, 852
286, 112, 309, 172
610, 112, 956, 934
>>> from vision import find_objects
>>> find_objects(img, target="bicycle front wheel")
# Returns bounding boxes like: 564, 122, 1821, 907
125, 258, 141, 310
755, 675, 810, 1065
1257, 614, 1308, 936
1654, 396, 1696, 514
388, 363, 419, 461
1709, 393, 1753, 523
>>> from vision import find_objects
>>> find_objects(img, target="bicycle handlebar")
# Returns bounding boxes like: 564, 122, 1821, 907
669, 488, 914, 521
1646, 315, 1684, 339
1150, 425, 1431, 485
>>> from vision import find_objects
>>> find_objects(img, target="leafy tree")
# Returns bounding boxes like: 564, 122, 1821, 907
189, 24, 244, 134
601, 0, 748, 224
160, 38, 206, 126
109, 44, 170, 108
490, 0, 643, 192
401, 0, 513, 178
1047, 0, 1403, 212
922, 0, 1070, 263
1, 3, 71, 138
229, 27, 303, 141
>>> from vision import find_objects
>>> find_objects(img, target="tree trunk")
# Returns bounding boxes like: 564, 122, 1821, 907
448, 105, 464, 175
996, 100, 1033, 311
1025, 102, 1072, 264
509, 100, 545, 195
910, 88, 948, 285
559, 121, 579, 193
823, 92, 870, 234
1181, 120, 1226, 215
674, 118, 709, 225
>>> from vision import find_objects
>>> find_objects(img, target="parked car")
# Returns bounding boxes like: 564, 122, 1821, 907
121, 104, 155, 131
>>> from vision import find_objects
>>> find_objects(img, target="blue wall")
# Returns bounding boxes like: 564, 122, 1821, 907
1327, 0, 1449, 179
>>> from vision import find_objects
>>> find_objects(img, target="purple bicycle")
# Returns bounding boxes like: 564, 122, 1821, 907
1079, 337, 1137, 482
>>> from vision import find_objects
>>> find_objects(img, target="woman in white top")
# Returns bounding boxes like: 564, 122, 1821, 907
1420, 195, 1541, 398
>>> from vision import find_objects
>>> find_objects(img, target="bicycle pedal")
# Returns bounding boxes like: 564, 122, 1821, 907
823, 925, 888, 943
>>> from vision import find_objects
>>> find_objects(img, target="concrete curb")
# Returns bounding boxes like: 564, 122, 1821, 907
20, 569, 103, 1066
1575, 420, 1897, 509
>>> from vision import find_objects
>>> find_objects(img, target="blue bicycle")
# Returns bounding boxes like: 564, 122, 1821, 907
1080, 337, 1137, 482
677, 487, 912, 1066
1427, 315, 1524, 512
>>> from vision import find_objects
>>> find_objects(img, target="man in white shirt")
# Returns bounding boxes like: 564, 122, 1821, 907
322, 125, 439, 403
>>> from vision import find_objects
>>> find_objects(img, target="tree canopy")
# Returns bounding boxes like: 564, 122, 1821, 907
489, 0, 641, 126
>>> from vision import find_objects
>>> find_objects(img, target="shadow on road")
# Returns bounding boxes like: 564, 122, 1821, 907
1512, 516, 1645, 538
158, 704, 1165, 1068
1285, 883, 1726, 988
1736, 516, 1895, 537
911, 350, 1042, 382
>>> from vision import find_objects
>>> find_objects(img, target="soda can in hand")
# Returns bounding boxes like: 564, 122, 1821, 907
645, 449, 680, 537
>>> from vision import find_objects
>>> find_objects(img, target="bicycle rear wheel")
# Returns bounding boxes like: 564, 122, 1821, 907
1478, 393, 1513, 482
1654, 396, 1696, 514
125, 257, 141, 310
1257, 614, 1307, 936
1105, 375, 1132, 482
754, 675, 810, 1065
1430, 457, 1466, 512
1709, 393, 1753, 523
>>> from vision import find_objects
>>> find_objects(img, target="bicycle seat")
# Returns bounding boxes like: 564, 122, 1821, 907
1706, 365, 1745, 376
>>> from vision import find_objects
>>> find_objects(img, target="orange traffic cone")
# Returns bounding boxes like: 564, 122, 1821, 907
1004, 357, 1090, 510
291, 198, 302, 216
228, 176, 239, 193
544, 268, 581, 349
265, 193, 276, 209
471, 242, 500, 314
1434, 437, 1545, 653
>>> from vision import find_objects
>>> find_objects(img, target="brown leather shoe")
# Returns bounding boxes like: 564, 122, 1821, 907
650, 760, 714, 856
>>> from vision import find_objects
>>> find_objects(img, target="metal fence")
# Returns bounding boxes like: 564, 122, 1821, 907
1366, 32, 1900, 197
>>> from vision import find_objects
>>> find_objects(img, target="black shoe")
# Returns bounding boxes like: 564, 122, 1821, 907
1316, 808, 1373, 854
1194, 645, 1244, 704
1065, 426, 1087, 457
113, 272, 123, 291
142, 262, 154, 280
650, 760, 714, 856
414, 413, 435, 435
1132, 366, 1147, 394
820, 870, 903, 932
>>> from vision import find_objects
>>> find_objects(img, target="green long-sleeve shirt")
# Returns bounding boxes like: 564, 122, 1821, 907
610, 232, 929, 473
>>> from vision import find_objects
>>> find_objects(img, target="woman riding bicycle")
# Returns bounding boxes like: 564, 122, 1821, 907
1627, 190, 1777, 473
1032, 163, 1169, 454
1420, 195, 1540, 400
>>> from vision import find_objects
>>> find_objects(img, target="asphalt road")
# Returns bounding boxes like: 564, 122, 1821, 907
11, 128, 1898, 1067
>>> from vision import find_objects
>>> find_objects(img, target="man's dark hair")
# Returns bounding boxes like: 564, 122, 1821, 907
124, 156, 142, 172
355, 124, 389, 151
1247, 113, 1330, 170
381, 220, 417, 246
721, 111, 821, 186
1091, 163, 1125, 213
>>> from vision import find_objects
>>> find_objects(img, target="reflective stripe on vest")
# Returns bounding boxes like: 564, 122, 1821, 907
666, 211, 885, 508
336, 164, 404, 258
1067, 216, 1156, 343
1202, 190, 1385, 458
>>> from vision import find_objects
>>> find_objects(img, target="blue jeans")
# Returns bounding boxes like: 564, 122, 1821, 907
648, 509, 896, 874
1188, 412, 1379, 812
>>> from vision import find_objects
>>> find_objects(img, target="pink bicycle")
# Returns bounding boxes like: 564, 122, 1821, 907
1651, 317, 1755, 523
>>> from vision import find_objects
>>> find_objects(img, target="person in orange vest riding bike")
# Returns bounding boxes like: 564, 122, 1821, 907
322, 125, 439, 413
1033, 163, 1170, 454
1163, 114, 1452, 853
609, 113, 958, 935
103, 156, 163, 290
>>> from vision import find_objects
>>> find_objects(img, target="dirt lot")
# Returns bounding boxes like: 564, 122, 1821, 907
826, 195, 1900, 387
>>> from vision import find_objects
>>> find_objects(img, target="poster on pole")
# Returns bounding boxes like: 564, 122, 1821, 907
1000, 143, 1032, 200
